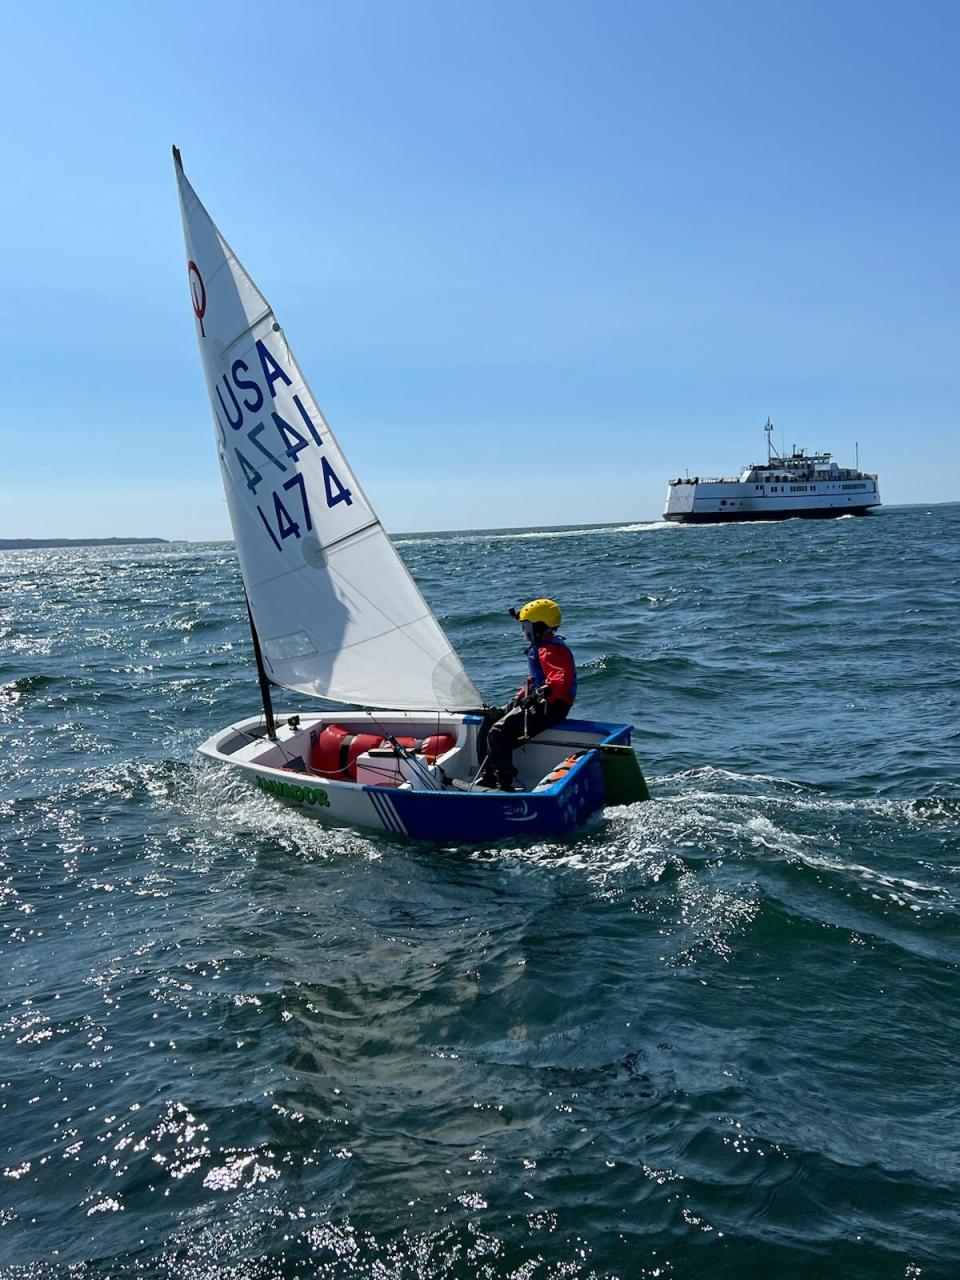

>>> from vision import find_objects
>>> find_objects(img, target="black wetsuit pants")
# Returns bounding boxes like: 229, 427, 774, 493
483, 699, 571, 787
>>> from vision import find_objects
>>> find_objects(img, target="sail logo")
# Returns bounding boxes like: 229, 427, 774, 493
188, 261, 206, 337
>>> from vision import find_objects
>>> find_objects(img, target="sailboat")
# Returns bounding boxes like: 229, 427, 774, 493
173, 148, 648, 842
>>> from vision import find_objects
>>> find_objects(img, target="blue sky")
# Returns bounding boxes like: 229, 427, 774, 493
1, 0, 957, 538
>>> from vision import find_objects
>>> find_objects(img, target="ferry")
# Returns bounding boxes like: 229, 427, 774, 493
663, 420, 881, 523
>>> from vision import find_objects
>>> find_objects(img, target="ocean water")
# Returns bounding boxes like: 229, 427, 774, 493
1, 504, 958, 1280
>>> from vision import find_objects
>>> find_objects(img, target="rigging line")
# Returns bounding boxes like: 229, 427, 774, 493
355, 708, 443, 791
384, 732, 442, 792
294, 758, 380, 783
244, 710, 296, 771
353, 760, 419, 785
283, 718, 448, 785
421, 499, 442, 759
516, 736, 631, 755
237, 716, 303, 770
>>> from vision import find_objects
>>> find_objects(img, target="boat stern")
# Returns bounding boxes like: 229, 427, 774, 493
664, 479, 697, 521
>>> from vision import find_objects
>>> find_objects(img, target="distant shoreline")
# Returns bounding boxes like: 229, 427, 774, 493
0, 537, 170, 550
0, 504, 955, 552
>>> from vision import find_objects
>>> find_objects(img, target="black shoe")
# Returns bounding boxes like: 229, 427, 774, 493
497, 775, 519, 792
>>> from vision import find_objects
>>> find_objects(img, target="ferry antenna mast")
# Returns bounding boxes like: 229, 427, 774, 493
764, 417, 775, 463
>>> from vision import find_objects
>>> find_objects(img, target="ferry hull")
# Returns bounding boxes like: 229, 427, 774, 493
664, 504, 878, 524
663, 437, 880, 524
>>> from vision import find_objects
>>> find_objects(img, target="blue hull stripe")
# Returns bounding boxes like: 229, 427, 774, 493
367, 790, 394, 832
368, 789, 406, 835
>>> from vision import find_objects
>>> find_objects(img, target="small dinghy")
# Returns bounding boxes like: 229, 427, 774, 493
173, 148, 649, 842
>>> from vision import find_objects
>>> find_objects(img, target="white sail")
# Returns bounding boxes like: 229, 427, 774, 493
173, 151, 481, 712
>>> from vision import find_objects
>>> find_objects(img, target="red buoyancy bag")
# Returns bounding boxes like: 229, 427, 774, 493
420, 733, 456, 762
390, 735, 454, 760
309, 726, 457, 780
309, 724, 384, 780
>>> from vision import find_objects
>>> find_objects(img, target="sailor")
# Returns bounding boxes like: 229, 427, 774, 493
480, 598, 577, 791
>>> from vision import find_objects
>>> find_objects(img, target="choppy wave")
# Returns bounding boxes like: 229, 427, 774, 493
1, 505, 958, 1278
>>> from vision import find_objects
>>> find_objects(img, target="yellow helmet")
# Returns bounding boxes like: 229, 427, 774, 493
519, 598, 561, 629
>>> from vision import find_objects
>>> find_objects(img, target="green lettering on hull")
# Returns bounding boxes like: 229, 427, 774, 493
256, 775, 330, 808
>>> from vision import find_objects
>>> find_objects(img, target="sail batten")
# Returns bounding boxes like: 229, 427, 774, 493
323, 519, 382, 554
175, 154, 481, 712
221, 311, 273, 355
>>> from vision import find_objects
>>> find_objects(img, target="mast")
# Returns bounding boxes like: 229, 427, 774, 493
245, 595, 277, 740
177, 143, 275, 738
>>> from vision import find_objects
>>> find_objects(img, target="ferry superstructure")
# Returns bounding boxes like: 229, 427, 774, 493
663, 420, 881, 524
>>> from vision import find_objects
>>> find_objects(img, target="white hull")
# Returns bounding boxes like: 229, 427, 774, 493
199, 709, 640, 842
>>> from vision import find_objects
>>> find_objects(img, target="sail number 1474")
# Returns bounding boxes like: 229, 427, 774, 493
212, 336, 353, 552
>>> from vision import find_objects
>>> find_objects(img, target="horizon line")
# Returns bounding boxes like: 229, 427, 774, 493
3, 501, 960, 550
